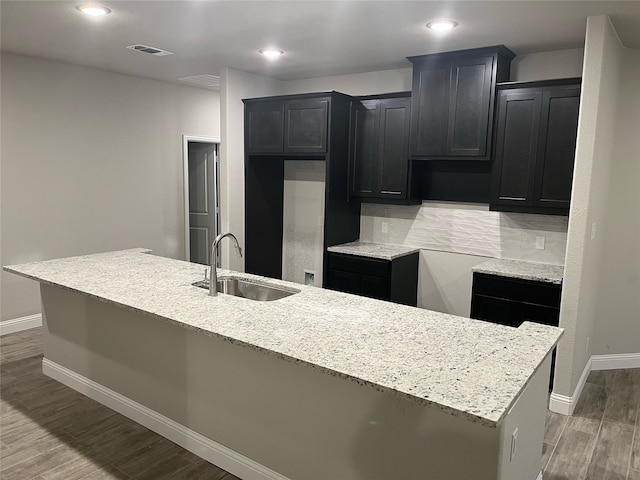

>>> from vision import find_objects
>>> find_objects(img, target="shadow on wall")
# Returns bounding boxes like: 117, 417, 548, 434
350, 396, 499, 480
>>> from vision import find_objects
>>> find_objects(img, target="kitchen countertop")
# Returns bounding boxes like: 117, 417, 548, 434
5, 249, 562, 427
327, 241, 420, 260
473, 258, 564, 285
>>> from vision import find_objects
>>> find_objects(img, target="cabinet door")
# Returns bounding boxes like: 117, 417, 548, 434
491, 90, 543, 208
448, 55, 494, 157
284, 99, 328, 154
378, 98, 411, 199
245, 101, 284, 154
410, 60, 450, 157
532, 89, 580, 210
350, 100, 379, 196
360, 274, 390, 300
326, 269, 361, 295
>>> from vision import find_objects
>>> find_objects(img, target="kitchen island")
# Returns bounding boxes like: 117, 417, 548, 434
4, 249, 562, 480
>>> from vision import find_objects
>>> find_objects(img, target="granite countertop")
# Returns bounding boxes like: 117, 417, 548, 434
327, 241, 420, 260
4, 249, 562, 427
473, 258, 564, 285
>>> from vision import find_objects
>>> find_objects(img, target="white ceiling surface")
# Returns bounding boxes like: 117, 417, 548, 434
1, 1, 639, 87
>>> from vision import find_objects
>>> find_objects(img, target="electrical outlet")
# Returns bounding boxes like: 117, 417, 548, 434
591, 222, 597, 241
535, 236, 546, 250
586, 336, 590, 354
304, 270, 315, 286
381, 222, 389, 234
510, 428, 518, 461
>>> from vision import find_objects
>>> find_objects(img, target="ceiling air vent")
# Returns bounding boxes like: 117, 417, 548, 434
177, 74, 221, 89
126, 44, 173, 56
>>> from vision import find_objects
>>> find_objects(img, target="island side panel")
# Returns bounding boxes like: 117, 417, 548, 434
498, 354, 551, 480
40, 283, 503, 480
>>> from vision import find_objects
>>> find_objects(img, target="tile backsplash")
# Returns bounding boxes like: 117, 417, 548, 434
360, 202, 568, 265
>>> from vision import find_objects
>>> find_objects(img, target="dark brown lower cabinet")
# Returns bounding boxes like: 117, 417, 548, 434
471, 272, 561, 388
326, 252, 419, 306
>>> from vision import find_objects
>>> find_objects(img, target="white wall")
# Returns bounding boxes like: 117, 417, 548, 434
510, 48, 584, 81
218, 68, 282, 271
281, 48, 585, 96
0, 53, 220, 322
554, 16, 627, 398
282, 68, 412, 96
592, 47, 640, 355
282, 161, 325, 287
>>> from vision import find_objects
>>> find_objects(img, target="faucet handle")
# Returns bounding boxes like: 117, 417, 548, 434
204, 268, 210, 283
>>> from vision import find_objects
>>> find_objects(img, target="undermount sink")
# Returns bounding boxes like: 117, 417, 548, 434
193, 277, 299, 301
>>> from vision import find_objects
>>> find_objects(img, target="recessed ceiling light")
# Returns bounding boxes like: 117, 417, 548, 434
77, 4, 111, 16
259, 48, 284, 59
426, 20, 458, 32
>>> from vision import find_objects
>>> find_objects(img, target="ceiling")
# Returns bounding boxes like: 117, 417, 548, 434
2, 1, 639, 88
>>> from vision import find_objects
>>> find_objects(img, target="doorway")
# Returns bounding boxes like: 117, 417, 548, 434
182, 135, 220, 266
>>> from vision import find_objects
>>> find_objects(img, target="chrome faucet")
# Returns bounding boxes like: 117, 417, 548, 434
209, 232, 243, 296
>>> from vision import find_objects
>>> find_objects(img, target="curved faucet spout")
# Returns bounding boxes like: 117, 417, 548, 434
210, 232, 243, 296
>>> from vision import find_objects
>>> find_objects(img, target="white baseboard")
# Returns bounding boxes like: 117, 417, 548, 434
549, 357, 592, 416
549, 352, 640, 416
0, 314, 42, 336
591, 353, 640, 370
42, 359, 290, 480
536, 471, 543, 480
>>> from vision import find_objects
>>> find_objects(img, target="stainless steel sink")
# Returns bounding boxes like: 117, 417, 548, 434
192, 277, 299, 301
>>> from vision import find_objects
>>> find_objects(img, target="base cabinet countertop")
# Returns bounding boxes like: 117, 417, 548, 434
326, 241, 420, 306
472, 258, 564, 285
5, 249, 563, 480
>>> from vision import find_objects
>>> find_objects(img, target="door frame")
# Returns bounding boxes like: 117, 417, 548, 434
182, 135, 221, 263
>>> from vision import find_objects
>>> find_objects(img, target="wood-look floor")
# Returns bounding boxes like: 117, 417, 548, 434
1, 328, 239, 480
543, 367, 640, 480
2, 328, 639, 480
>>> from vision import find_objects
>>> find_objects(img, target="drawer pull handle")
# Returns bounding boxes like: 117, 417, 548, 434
381, 190, 402, 195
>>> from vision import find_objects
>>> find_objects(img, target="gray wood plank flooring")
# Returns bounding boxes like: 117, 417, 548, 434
1, 329, 238, 480
2, 328, 639, 479
543, 366, 640, 480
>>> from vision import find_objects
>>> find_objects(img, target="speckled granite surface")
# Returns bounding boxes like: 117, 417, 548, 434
5, 249, 562, 427
327, 241, 420, 260
473, 258, 564, 285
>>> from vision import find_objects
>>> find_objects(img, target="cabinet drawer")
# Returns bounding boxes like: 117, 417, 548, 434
328, 252, 389, 277
471, 294, 560, 327
472, 273, 561, 308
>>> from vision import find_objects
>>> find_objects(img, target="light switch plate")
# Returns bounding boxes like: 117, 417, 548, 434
535, 236, 545, 250
381, 222, 389, 234
591, 222, 597, 241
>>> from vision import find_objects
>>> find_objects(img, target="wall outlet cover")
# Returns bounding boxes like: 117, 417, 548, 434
381, 222, 389, 234
535, 236, 546, 250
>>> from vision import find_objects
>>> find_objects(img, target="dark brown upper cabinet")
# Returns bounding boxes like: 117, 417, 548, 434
349, 93, 420, 203
243, 92, 360, 282
490, 78, 581, 216
245, 101, 285, 153
284, 99, 328, 154
408, 46, 515, 160
244, 96, 328, 155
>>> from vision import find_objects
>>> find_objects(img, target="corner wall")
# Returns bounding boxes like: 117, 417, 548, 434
0, 53, 220, 322
554, 16, 627, 398
592, 47, 640, 355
